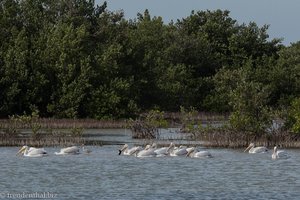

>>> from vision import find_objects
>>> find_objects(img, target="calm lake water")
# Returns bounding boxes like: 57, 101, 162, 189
1, 129, 300, 200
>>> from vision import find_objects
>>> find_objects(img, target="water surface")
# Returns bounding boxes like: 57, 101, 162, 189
1, 129, 300, 199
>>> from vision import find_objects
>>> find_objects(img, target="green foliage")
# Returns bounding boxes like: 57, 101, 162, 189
128, 109, 168, 139
70, 126, 84, 137
2, 115, 19, 138
179, 106, 198, 132
208, 58, 275, 134
226, 64, 272, 134
288, 97, 300, 134
0, 109, 42, 140
10, 109, 42, 139
269, 42, 300, 107
144, 109, 168, 128
0, 0, 294, 124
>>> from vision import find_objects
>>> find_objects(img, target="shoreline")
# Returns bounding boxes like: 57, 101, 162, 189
1, 117, 300, 148
0, 118, 128, 129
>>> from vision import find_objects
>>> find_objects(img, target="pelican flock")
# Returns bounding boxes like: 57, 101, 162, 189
119, 144, 142, 156
118, 143, 213, 158
117, 142, 292, 160
16, 145, 93, 157
15, 142, 291, 160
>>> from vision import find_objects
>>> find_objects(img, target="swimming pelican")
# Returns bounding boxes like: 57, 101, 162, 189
186, 147, 194, 152
119, 144, 142, 156
16, 146, 48, 157
244, 143, 268, 154
151, 143, 173, 156
55, 146, 80, 155
135, 144, 157, 157
169, 144, 188, 156
186, 147, 212, 158
272, 146, 289, 160
81, 144, 92, 154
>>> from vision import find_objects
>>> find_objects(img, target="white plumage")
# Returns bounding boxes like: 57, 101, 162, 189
119, 144, 142, 156
55, 146, 80, 155
152, 143, 173, 156
272, 146, 289, 159
244, 143, 268, 154
186, 147, 212, 158
169, 144, 188, 156
16, 146, 48, 157
135, 144, 157, 157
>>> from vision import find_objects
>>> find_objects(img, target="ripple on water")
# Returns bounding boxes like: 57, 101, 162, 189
1, 146, 300, 199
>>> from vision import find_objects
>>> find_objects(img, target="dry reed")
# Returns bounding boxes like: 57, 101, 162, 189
0, 118, 127, 129
191, 128, 300, 148
129, 120, 159, 139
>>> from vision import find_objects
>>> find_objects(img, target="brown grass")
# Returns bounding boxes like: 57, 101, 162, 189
129, 120, 159, 139
0, 137, 84, 147
0, 127, 88, 147
191, 128, 300, 148
0, 118, 127, 129
164, 111, 229, 121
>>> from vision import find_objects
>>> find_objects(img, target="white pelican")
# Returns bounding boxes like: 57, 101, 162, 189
169, 144, 188, 156
272, 146, 289, 160
55, 146, 80, 155
151, 143, 173, 156
186, 147, 212, 158
81, 144, 92, 154
244, 143, 268, 154
16, 146, 48, 157
135, 144, 157, 157
119, 144, 142, 156
186, 147, 195, 153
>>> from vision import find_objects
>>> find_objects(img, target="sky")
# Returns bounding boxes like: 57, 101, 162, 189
95, 0, 300, 46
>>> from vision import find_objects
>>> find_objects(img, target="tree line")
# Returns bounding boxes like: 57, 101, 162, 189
1, 0, 300, 133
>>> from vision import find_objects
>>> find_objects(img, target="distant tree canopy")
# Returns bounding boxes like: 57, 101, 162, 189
0, 0, 299, 127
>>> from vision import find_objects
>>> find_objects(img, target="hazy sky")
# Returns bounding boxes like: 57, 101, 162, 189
95, 0, 299, 46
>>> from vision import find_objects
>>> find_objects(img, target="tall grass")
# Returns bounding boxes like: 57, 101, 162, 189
0, 126, 86, 147
129, 120, 159, 139
0, 118, 127, 129
0, 116, 89, 147
190, 127, 300, 148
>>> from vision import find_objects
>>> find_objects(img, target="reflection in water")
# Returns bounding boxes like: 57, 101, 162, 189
1, 129, 300, 199
83, 128, 200, 146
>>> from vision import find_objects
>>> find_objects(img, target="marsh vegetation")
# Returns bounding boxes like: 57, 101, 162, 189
1, 1, 300, 147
